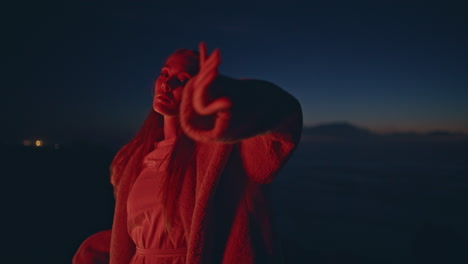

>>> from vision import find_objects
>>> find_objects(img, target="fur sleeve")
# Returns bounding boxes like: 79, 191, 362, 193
180, 75, 303, 183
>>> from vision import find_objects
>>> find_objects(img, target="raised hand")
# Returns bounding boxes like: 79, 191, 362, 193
192, 42, 232, 116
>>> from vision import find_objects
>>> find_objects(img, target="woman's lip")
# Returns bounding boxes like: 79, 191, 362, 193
156, 94, 171, 103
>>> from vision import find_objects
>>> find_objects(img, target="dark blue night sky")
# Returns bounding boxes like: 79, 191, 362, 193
4, 0, 468, 145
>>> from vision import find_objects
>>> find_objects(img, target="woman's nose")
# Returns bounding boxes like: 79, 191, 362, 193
162, 82, 171, 91
163, 77, 179, 91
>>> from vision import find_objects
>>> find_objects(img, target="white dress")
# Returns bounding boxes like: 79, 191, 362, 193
127, 139, 186, 264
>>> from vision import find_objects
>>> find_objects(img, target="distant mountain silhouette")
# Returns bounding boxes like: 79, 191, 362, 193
302, 122, 375, 142
302, 122, 468, 143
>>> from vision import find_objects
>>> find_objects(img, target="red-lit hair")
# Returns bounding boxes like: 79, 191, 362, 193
110, 49, 200, 236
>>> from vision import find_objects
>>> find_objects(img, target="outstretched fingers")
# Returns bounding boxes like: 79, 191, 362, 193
194, 49, 220, 88
199, 42, 207, 65
193, 42, 227, 115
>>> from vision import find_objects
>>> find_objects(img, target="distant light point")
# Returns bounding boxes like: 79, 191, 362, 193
35, 140, 43, 147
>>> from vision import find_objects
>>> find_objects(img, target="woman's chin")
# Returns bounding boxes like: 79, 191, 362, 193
153, 104, 179, 117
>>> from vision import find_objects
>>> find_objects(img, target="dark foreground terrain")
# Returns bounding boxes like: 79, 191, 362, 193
3, 133, 468, 263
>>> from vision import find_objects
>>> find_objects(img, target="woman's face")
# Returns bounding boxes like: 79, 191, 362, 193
153, 53, 198, 116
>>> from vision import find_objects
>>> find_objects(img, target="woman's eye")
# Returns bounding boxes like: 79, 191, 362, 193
160, 71, 168, 77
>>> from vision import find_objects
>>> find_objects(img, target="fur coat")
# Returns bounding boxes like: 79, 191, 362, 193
73, 76, 302, 264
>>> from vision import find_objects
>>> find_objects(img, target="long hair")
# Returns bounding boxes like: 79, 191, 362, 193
110, 48, 200, 236
110, 110, 163, 190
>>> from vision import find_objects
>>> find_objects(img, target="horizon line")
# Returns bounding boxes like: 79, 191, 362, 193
303, 121, 468, 135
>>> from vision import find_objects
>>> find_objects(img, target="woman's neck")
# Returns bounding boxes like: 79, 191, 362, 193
163, 116, 179, 140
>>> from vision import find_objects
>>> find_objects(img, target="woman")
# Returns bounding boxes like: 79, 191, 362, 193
73, 42, 302, 264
